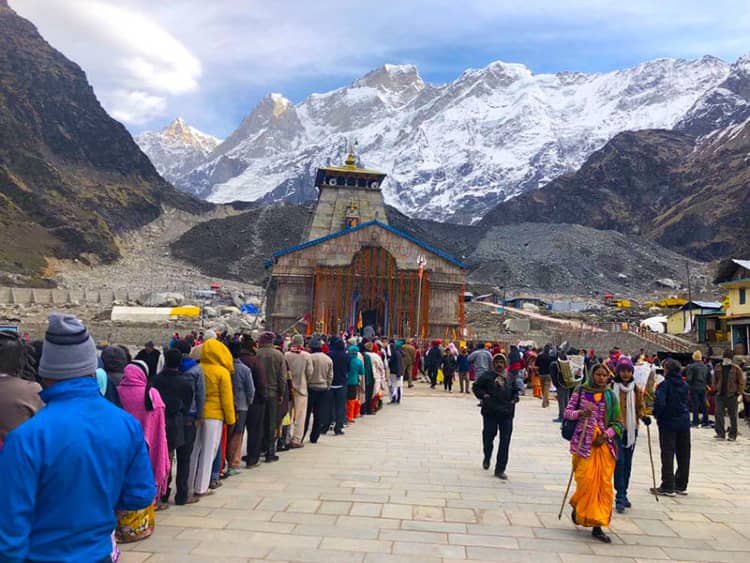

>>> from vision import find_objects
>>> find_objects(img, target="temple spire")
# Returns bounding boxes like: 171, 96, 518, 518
345, 139, 358, 167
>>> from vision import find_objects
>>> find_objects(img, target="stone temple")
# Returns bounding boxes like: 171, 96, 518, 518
266, 149, 466, 338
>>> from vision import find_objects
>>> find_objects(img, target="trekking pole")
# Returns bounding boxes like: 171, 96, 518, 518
558, 412, 589, 519
646, 424, 659, 503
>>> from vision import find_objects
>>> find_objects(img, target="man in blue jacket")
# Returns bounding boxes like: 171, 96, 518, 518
0, 314, 156, 563
652, 358, 691, 497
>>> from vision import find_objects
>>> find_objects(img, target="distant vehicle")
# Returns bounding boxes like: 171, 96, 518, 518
658, 297, 688, 308
192, 289, 217, 299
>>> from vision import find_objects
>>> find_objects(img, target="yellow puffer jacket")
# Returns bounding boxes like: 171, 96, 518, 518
200, 339, 236, 424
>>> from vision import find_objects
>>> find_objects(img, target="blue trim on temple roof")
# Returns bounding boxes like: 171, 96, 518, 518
271, 220, 465, 269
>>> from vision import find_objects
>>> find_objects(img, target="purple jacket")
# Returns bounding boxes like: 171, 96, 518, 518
564, 389, 617, 459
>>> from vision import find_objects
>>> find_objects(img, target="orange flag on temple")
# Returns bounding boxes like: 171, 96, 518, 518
357, 310, 363, 330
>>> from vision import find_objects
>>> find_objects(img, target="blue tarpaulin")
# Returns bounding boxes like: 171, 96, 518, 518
241, 304, 260, 314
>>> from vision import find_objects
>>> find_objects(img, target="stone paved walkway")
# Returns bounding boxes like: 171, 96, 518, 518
120, 386, 750, 562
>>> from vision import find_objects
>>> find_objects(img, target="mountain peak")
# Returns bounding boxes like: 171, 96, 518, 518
163, 116, 188, 135
354, 64, 424, 91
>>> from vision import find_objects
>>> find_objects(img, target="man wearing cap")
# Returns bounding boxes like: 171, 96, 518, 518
135, 340, 161, 379
256, 331, 287, 462
0, 314, 155, 562
285, 334, 312, 448
712, 349, 745, 441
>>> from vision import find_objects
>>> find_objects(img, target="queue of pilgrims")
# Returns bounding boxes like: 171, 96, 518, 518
0, 313, 747, 560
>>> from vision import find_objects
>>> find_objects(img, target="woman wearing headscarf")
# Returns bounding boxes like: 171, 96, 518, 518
564, 363, 623, 543
612, 357, 650, 513
442, 344, 458, 392
116, 360, 170, 542
472, 353, 522, 479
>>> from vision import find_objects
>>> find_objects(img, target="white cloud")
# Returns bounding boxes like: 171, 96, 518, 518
107, 90, 166, 125
9, 0, 750, 133
10, 0, 201, 124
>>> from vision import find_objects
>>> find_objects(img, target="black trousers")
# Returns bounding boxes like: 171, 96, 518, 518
262, 399, 278, 458
428, 366, 438, 386
659, 428, 691, 492
556, 386, 570, 421
245, 402, 266, 465
444, 371, 454, 391
162, 423, 196, 505
482, 414, 514, 473
304, 388, 331, 443
690, 388, 709, 425
363, 381, 374, 414
715, 395, 739, 438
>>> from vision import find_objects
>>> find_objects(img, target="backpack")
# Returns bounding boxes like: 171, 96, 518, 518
561, 390, 581, 441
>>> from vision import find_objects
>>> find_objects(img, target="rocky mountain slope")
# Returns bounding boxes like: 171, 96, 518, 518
479, 120, 750, 260
140, 58, 730, 223
0, 1, 209, 279
135, 118, 221, 185
171, 202, 708, 295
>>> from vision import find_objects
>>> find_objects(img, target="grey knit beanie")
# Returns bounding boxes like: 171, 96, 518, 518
39, 314, 98, 380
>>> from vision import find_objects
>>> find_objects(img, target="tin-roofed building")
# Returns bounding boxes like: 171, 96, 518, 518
266, 149, 466, 338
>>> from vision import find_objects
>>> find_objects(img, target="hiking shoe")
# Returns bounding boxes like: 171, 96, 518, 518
624, 498, 632, 508
615, 505, 625, 514
265, 455, 280, 463
209, 479, 222, 489
650, 487, 676, 497
495, 472, 508, 480
728, 436, 737, 442
482, 457, 490, 470
675, 489, 688, 496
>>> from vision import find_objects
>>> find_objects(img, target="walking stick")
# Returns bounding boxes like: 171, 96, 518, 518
646, 423, 659, 503
558, 412, 589, 519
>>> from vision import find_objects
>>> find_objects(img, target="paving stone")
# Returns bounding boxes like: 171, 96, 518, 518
413, 505, 445, 521
392, 540, 466, 558
381, 503, 413, 520
350, 503, 383, 517
132, 394, 750, 562
319, 537, 393, 553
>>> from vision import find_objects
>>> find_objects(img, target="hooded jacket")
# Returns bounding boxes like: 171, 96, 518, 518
200, 339, 236, 424
328, 337, 349, 387
654, 368, 690, 433
347, 345, 365, 386
0, 377, 155, 562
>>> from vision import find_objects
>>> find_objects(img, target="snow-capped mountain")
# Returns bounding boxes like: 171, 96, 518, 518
169, 57, 731, 222
676, 54, 750, 136
136, 117, 221, 184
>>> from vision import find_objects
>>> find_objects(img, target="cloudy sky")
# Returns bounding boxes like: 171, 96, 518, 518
10, 0, 750, 137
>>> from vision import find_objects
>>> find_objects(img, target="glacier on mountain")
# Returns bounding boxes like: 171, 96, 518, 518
136, 117, 221, 185
139, 56, 733, 223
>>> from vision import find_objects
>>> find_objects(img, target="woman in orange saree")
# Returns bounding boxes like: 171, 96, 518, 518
564, 363, 623, 543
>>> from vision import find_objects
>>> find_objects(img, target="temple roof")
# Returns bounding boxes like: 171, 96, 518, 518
270, 220, 465, 269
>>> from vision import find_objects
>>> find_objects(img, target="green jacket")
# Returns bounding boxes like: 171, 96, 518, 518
346, 347, 364, 386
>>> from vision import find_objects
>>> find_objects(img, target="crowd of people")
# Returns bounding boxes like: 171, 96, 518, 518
0, 313, 747, 560
472, 339, 748, 544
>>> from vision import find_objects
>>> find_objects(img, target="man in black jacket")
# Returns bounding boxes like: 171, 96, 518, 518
652, 359, 691, 496
472, 353, 521, 480
135, 341, 161, 379
152, 348, 195, 505
536, 344, 553, 408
